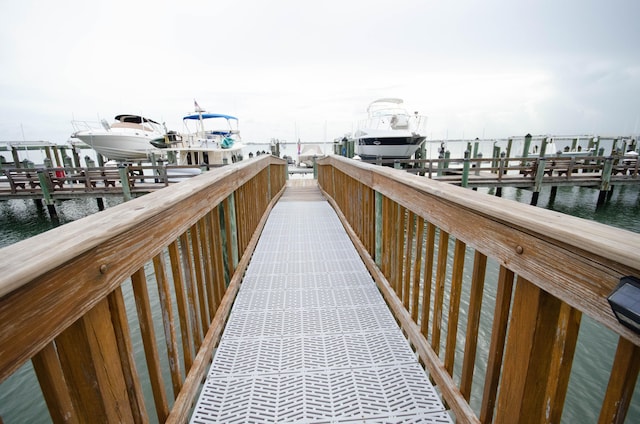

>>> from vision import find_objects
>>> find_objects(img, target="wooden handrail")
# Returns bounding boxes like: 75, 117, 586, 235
317, 155, 640, 423
0, 155, 286, 422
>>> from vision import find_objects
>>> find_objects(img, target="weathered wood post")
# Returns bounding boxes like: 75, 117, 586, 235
475, 153, 482, 176
610, 138, 619, 155
521, 133, 532, 162
11, 146, 21, 168
118, 164, 132, 201
36, 169, 58, 220
597, 156, 614, 207
531, 157, 546, 206
313, 155, 318, 179
461, 150, 470, 188
52, 145, 63, 167
492, 145, 500, 172
71, 146, 81, 167
538, 137, 549, 157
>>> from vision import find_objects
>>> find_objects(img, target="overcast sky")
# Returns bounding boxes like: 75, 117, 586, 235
1, 0, 639, 145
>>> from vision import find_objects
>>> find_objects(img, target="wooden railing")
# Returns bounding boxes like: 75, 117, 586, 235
0, 155, 286, 423
364, 154, 639, 182
317, 155, 640, 423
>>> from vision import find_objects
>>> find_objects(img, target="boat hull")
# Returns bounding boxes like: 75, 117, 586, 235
354, 135, 426, 160
171, 144, 244, 166
74, 132, 161, 161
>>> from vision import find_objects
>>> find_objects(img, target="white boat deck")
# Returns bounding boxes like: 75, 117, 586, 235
190, 184, 452, 423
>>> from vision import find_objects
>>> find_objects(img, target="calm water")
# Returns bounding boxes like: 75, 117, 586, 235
0, 167, 639, 422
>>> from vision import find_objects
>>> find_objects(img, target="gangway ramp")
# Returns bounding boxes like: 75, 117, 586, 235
191, 181, 452, 423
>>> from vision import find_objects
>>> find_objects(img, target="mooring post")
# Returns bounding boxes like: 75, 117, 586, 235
550, 185, 558, 203
597, 156, 614, 207
71, 145, 81, 168
36, 169, 58, 220
313, 155, 318, 179
475, 152, 482, 176
461, 150, 471, 188
492, 145, 500, 171
531, 157, 546, 206
539, 137, 549, 157
419, 142, 426, 175
521, 133, 532, 164
610, 138, 619, 155
150, 153, 159, 183
51, 145, 62, 167
118, 164, 132, 201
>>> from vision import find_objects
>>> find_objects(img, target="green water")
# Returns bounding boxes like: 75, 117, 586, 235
0, 184, 639, 423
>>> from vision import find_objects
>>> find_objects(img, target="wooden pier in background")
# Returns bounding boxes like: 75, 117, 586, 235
0, 164, 204, 218
368, 153, 639, 206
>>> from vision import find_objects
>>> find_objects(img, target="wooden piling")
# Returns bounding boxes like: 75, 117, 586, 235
531, 157, 547, 206
597, 157, 614, 207
118, 165, 132, 201
36, 169, 58, 220
461, 151, 470, 188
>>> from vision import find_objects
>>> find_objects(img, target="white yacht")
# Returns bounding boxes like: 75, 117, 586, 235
71, 114, 165, 161
352, 98, 427, 160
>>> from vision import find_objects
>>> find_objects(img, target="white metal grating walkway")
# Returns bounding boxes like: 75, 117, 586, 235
191, 191, 452, 423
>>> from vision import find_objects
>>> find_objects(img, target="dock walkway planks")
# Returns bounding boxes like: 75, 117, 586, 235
190, 181, 452, 423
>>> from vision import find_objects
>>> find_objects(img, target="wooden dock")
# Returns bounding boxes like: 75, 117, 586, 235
0, 164, 205, 217
1, 155, 639, 422
370, 153, 640, 206
191, 181, 452, 422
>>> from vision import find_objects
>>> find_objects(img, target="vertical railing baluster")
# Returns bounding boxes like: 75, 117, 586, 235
460, 251, 487, 401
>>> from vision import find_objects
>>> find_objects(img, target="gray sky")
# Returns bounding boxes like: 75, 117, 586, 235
1, 0, 639, 144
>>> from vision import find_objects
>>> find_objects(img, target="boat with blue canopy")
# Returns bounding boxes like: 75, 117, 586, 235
152, 101, 244, 168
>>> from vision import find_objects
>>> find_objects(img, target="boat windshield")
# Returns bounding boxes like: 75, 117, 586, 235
370, 106, 408, 118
